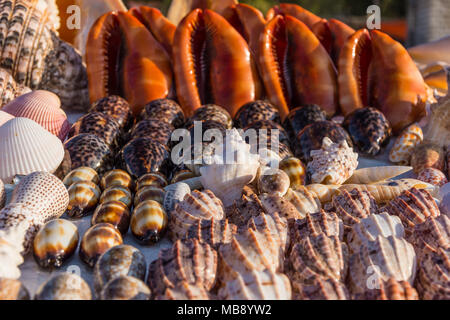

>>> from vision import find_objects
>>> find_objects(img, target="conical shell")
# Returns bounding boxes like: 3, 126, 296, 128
155, 281, 210, 300
353, 278, 419, 300
344, 166, 412, 184
292, 276, 349, 300
412, 215, 450, 258
147, 239, 217, 296
0, 110, 14, 126
185, 218, 237, 249
218, 269, 292, 300
2, 90, 70, 140
0, 68, 31, 107
348, 236, 417, 295
0, 118, 65, 183
170, 190, 225, 240
416, 247, 450, 300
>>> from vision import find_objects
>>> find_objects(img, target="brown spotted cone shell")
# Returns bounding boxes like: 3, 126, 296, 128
353, 278, 419, 300
234, 100, 280, 128
411, 142, 445, 174
129, 119, 174, 145
155, 281, 210, 300
0, 278, 30, 300
185, 218, 237, 249
90, 95, 133, 130
140, 99, 185, 128
34, 273, 92, 300
100, 276, 150, 300
185, 104, 233, 129
416, 247, 450, 300
292, 276, 349, 300
412, 215, 449, 259
282, 105, 327, 143
147, 239, 217, 296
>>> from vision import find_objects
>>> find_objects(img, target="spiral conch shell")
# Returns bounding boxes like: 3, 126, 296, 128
308, 137, 358, 185
199, 129, 259, 206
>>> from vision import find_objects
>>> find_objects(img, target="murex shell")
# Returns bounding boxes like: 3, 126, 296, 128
234, 100, 280, 128
0, 0, 88, 111
68, 112, 121, 147
34, 273, 92, 300
0, 117, 65, 183
389, 123, 423, 165
2, 90, 70, 140
0, 68, 31, 107
307, 137, 358, 185
90, 95, 133, 129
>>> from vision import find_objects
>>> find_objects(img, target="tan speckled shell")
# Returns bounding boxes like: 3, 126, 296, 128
412, 215, 449, 258
279, 157, 306, 188
257, 167, 290, 197
292, 276, 349, 300
185, 218, 237, 249
156, 282, 210, 300
331, 189, 378, 228
416, 247, 450, 300
226, 187, 265, 226
389, 123, 423, 165
0, 68, 31, 107
353, 278, 419, 300
417, 167, 448, 187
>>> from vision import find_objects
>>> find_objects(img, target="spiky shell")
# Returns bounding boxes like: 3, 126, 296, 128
185, 218, 237, 249
0, 68, 31, 107
147, 239, 217, 296
292, 276, 349, 300
170, 190, 225, 240
417, 167, 448, 187
140, 99, 185, 128
331, 189, 378, 228
283, 188, 322, 218
279, 157, 306, 188
100, 276, 151, 300
348, 236, 417, 295
353, 278, 419, 300
218, 269, 292, 300
412, 215, 450, 258
411, 142, 445, 174
34, 273, 92, 300
90, 95, 133, 130
234, 100, 280, 128
156, 281, 210, 300
308, 137, 358, 185
347, 212, 404, 253
247, 212, 289, 256
344, 166, 412, 184
385, 187, 440, 230
66, 181, 101, 218
0, 278, 30, 300
389, 123, 423, 165
416, 247, 450, 299
63, 167, 99, 187
68, 112, 121, 147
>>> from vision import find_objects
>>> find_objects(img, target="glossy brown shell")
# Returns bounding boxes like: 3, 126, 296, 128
282, 105, 327, 142
140, 99, 185, 128
91, 201, 131, 235
68, 112, 121, 147
100, 169, 135, 191
234, 100, 280, 128
136, 172, 168, 189
244, 119, 290, 148
129, 119, 174, 145
90, 95, 133, 130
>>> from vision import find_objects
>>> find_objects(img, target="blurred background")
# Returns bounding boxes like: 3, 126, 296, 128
123, 0, 450, 46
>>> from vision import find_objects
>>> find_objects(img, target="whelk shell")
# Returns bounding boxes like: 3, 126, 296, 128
91, 201, 131, 235
66, 181, 101, 218
34, 273, 92, 300
130, 200, 168, 245
100, 169, 135, 191
100, 186, 132, 208
63, 167, 99, 187
100, 276, 150, 300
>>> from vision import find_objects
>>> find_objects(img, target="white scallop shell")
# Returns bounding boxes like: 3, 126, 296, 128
0, 118, 65, 183
0, 110, 14, 127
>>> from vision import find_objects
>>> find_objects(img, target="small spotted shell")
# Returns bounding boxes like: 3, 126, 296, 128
416, 247, 450, 299
63, 167, 99, 187
389, 123, 423, 165
130, 200, 168, 245
417, 168, 448, 187
34, 273, 92, 300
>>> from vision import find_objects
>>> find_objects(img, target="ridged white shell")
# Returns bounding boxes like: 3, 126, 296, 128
0, 110, 13, 126
2, 90, 70, 140
0, 118, 64, 183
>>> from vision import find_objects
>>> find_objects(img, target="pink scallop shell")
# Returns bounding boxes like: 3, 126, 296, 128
2, 90, 71, 141
0, 110, 14, 127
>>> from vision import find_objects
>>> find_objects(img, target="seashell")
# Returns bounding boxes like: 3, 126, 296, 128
79, 223, 123, 267
282, 105, 327, 142
343, 107, 392, 156
68, 112, 121, 147
447, 149, 450, 179
412, 215, 450, 258
226, 188, 265, 226
140, 99, 185, 128
417, 167, 448, 187
440, 192, 450, 217
100, 276, 151, 300
218, 269, 292, 300
100, 169, 134, 191
32, 219, 78, 269
0, 117, 65, 183
2, 90, 70, 141
64, 133, 113, 174
234, 100, 280, 128
344, 166, 412, 184
284, 188, 322, 219
247, 212, 289, 255
170, 190, 225, 240
353, 278, 419, 300
389, 123, 423, 165
0, 68, 31, 108
279, 157, 306, 188
303, 184, 340, 204
91, 201, 131, 235
0, 110, 14, 126
257, 167, 290, 197
258, 193, 303, 220
170, 166, 196, 184
338, 184, 412, 204
0, 179, 4, 210
347, 213, 404, 253
348, 236, 417, 295
137, 173, 168, 190
66, 181, 101, 218
308, 137, 358, 185
331, 188, 378, 228
248, 139, 293, 167
99, 186, 132, 208
90, 96, 133, 130
292, 276, 349, 300
63, 167, 99, 187
185, 104, 233, 129
411, 142, 445, 174
185, 219, 237, 249
156, 282, 210, 300
423, 98, 450, 148
0, 278, 30, 300
416, 247, 450, 299
134, 186, 164, 207
129, 119, 174, 146
294, 121, 352, 163
147, 239, 218, 296
289, 232, 348, 284
163, 182, 190, 214
34, 273, 92, 300
376, 177, 440, 199
93, 244, 146, 295
385, 187, 440, 231
131, 200, 168, 245
53, 147, 73, 181
244, 119, 291, 148
0, 228, 25, 278
119, 138, 171, 179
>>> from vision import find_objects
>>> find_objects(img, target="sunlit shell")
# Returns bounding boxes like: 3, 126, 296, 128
344, 166, 413, 184
331, 189, 378, 228
0, 68, 31, 108
292, 276, 349, 300
0, 278, 30, 300
34, 273, 92, 300
100, 186, 132, 208
0, 225, 26, 278
66, 181, 101, 218
140, 99, 185, 128
348, 236, 417, 296
283, 188, 322, 218
248, 212, 289, 255
100, 169, 135, 191
185, 218, 237, 249
385, 187, 440, 230
423, 98, 450, 148
412, 215, 449, 258
0, 179, 5, 209
131, 200, 168, 244
279, 157, 306, 188
347, 212, 404, 253
185, 104, 233, 129
218, 269, 292, 300
134, 186, 165, 207
79, 223, 123, 267
93, 244, 146, 295
417, 167, 448, 187
137, 172, 168, 190
411, 142, 445, 174
2, 90, 70, 141
234, 100, 280, 128
100, 276, 151, 300
0, 110, 14, 126
90, 95, 133, 130
33, 219, 78, 269
129, 119, 174, 145
282, 105, 327, 142
0, 118, 65, 183
257, 167, 290, 197
63, 167, 100, 187
353, 278, 419, 300
163, 182, 190, 214
155, 281, 210, 300
389, 123, 423, 165
416, 247, 450, 299
147, 239, 217, 296
91, 201, 131, 235
170, 166, 196, 184
170, 190, 225, 240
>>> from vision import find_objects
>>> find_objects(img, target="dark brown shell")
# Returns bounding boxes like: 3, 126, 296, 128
140, 99, 185, 128
64, 134, 113, 174
353, 278, 419, 300
185, 119, 227, 144
294, 120, 352, 163
282, 105, 327, 142
68, 112, 121, 147
331, 189, 378, 228
129, 119, 174, 145
234, 100, 280, 128
0, 279, 30, 300
292, 276, 349, 300
343, 107, 392, 156
118, 138, 172, 179
185, 104, 233, 129
170, 164, 196, 184
147, 239, 218, 296
416, 247, 450, 300
185, 218, 238, 249
100, 276, 151, 300
90, 95, 133, 130
91, 201, 131, 235
134, 186, 165, 207
244, 119, 290, 148
412, 215, 449, 258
